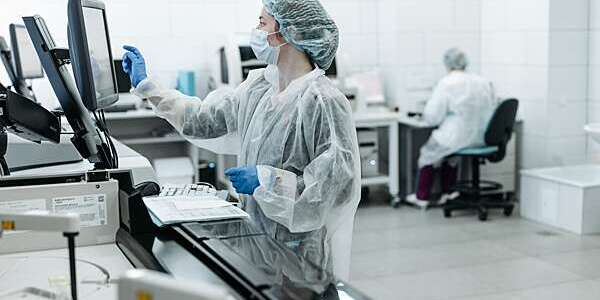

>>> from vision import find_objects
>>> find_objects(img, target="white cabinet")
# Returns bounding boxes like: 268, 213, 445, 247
520, 165, 600, 234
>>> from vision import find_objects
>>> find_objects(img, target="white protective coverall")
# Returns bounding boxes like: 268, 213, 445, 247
419, 71, 498, 167
134, 65, 361, 280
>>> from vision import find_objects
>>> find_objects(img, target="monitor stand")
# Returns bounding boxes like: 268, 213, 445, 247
0, 129, 9, 176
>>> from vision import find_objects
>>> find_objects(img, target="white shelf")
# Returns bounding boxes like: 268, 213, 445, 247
361, 176, 389, 186
121, 136, 186, 145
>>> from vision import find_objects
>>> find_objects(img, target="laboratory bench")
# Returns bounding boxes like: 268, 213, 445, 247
0, 139, 371, 300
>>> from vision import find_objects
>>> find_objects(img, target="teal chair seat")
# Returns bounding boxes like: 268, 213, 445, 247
455, 146, 499, 156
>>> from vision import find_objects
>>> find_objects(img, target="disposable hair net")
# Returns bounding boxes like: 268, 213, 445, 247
263, 0, 339, 70
444, 48, 469, 71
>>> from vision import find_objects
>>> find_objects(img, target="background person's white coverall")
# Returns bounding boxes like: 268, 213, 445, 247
419, 71, 499, 168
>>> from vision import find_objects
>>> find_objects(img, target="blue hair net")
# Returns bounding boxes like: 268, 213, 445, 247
263, 0, 339, 70
444, 48, 469, 71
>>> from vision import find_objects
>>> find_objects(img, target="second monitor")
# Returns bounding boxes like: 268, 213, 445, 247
68, 0, 118, 111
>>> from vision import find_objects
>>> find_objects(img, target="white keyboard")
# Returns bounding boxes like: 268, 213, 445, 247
159, 184, 217, 197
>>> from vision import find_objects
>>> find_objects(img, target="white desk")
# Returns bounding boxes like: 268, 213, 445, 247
353, 111, 403, 204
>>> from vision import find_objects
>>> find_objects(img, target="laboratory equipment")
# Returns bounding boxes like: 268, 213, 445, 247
68, 0, 119, 111
159, 183, 217, 197
0, 82, 62, 176
0, 211, 80, 300
0, 171, 120, 254
5, 24, 43, 101
176, 70, 196, 96
118, 269, 232, 300
219, 42, 266, 86
344, 70, 386, 112
24, 2, 117, 169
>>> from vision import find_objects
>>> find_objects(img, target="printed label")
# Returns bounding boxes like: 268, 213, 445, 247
51, 194, 107, 227
0, 199, 46, 213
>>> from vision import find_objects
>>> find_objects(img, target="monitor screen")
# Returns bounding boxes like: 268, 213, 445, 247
11, 24, 43, 79
82, 7, 116, 102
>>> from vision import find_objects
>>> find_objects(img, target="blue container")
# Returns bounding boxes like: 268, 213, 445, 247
176, 71, 196, 96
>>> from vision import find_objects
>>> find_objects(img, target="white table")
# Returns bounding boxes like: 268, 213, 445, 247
353, 111, 404, 204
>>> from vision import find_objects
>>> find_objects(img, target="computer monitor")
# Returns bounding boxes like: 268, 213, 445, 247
24, 14, 115, 169
68, 0, 118, 111
9, 24, 44, 80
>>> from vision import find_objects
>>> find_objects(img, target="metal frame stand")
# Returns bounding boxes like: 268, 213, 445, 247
63, 232, 79, 300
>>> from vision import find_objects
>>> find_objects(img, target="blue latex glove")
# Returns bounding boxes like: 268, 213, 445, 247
225, 166, 260, 195
122, 45, 148, 88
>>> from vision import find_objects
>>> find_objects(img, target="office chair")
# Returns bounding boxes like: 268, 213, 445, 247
443, 99, 519, 221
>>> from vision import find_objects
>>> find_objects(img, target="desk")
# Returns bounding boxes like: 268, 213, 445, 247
395, 117, 523, 205
354, 111, 403, 204
396, 115, 436, 207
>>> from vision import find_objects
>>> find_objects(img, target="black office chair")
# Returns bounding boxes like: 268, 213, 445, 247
443, 99, 519, 221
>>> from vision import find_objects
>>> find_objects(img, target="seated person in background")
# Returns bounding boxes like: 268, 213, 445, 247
406, 48, 498, 208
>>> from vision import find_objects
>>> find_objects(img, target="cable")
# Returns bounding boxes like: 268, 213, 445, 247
101, 110, 119, 168
93, 111, 117, 169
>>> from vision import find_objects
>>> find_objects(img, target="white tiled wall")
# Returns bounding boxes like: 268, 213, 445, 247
588, 0, 600, 163
481, 0, 591, 169
0, 0, 482, 111
0, 0, 596, 170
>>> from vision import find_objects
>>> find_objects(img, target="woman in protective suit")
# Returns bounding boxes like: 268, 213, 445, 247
122, 0, 361, 280
405, 48, 498, 209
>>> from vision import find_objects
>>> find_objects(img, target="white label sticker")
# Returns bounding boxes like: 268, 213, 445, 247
0, 199, 46, 213
51, 194, 107, 227
0, 199, 47, 235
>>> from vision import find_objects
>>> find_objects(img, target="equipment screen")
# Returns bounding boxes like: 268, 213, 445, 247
82, 7, 116, 101
13, 25, 43, 79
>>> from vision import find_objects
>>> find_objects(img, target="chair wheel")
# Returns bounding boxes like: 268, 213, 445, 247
444, 209, 452, 218
478, 211, 488, 222
504, 206, 514, 217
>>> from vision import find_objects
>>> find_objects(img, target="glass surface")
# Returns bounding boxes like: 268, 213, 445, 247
14, 26, 43, 79
82, 7, 116, 100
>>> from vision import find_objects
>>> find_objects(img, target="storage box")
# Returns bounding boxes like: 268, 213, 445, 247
154, 157, 194, 185
520, 165, 600, 235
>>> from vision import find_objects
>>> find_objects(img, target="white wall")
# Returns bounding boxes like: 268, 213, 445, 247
589, 1, 600, 162
0, 0, 481, 111
375, 0, 482, 111
2, 0, 595, 170
480, 0, 590, 169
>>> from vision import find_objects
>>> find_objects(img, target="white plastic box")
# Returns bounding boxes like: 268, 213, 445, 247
153, 157, 194, 185
520, 165, 600, 235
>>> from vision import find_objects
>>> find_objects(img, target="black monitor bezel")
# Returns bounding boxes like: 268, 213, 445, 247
68, 0, 118, 111
9, 24, 44, 80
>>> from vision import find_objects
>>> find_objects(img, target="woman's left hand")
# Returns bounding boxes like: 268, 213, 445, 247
225, 166, 260, 195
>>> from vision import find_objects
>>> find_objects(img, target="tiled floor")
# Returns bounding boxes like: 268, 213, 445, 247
350, 200, 600, 300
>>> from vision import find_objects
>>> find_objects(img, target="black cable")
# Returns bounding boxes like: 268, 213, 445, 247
93, 111, 115, 169
101, 110, 118, 168
99, 110, 118, 168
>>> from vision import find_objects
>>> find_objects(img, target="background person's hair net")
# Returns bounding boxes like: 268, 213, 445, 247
263, 0, 339, 70
444, 48, 469, 71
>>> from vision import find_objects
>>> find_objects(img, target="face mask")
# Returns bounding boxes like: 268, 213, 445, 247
250, 28, 287, 65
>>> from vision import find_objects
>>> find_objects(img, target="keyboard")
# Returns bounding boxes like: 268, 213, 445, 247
159, 184, 218, 197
